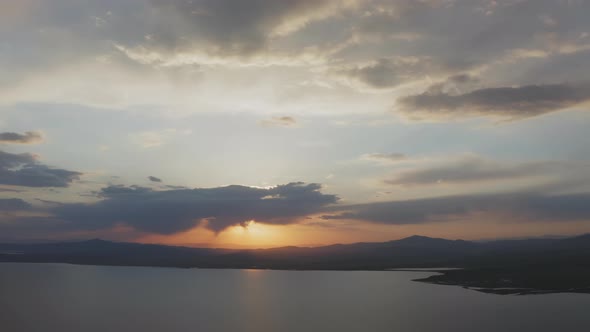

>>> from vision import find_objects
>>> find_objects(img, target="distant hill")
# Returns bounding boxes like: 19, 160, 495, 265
2, 234, 590, 271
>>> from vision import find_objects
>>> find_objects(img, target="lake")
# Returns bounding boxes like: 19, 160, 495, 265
1, 263, 590, 331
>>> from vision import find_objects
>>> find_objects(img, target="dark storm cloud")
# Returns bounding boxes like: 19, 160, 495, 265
0, 198, 31, 211
0, 150, 81, 187
0, 131, 43, 144
385, 155, 557, 186
398, 82, 590, 120
54, 182, 338, 234
148, 176, 162, 182
322, 192, 590, 225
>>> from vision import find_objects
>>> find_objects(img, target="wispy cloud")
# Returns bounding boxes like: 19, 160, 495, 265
259, 116, 298, 127
361, 152, 407, 163
0, 131, 43, 144
384, 155, 561, 186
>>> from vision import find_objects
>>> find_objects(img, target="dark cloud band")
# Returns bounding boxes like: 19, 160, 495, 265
398, 82, 590, 120
323, 192, 590, 225
53, 182, 337, 234
0, 150, 81, 187
384, 155, 559, 186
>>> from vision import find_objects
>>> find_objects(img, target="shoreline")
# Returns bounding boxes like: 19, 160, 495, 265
413, 267, 590, 295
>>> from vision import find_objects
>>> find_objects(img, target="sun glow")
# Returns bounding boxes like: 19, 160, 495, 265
222, 220, 284, 247
139, 220, 292, 249
232, 220, 266, 235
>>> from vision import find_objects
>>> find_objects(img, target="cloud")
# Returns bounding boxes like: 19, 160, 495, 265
361, 152, 407, 163
333, 57, 444, 89
422, 74, 481, 95
148, 176, 162, 183
0, 150, 81, 187
0, 198, 31, 212
0, 131, 43, 144
358, 1, 590, 69
259, 116, 297, 127
0, 0, 356, 96
0, 188, 23, 193
397, 82, 590, 121
53, 182, 337, 234
384, 155, 558, 186
127, 0, 357, 59
322, 191, 590, 225
4, 0, 590, 114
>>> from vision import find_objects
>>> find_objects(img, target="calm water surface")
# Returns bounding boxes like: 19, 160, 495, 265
1, 263, 589, 332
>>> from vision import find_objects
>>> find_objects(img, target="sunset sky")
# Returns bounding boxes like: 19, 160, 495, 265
2, 0, 590, 248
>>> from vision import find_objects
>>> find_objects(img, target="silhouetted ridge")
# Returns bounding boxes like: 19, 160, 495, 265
83, 238, 110, 244
395, 235, 467, 244
2, 234, 590, 270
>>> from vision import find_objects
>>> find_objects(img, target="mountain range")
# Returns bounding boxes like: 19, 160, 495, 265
2, 234, 590, 271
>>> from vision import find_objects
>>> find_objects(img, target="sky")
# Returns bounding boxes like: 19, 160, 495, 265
1, 0, 590, 248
